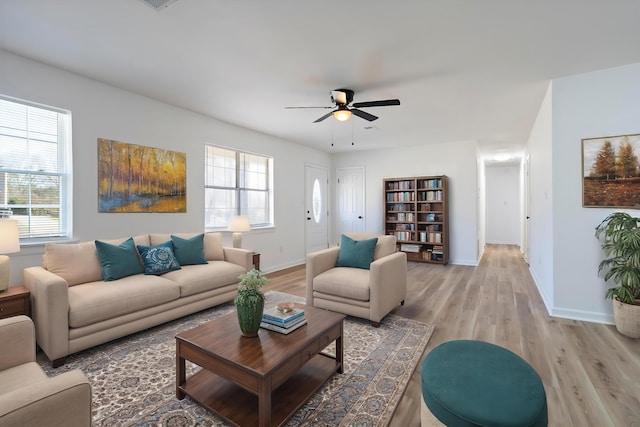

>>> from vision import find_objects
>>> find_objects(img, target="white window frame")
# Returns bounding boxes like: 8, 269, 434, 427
0, 95, 72, 242
204, 145, 274, 230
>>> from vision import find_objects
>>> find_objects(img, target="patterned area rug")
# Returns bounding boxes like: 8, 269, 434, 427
42, 291, 433, 427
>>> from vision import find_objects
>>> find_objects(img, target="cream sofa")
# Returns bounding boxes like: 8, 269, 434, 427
0, 315, 91, 427
306, 233, 407, 326
23, 232, 252, 367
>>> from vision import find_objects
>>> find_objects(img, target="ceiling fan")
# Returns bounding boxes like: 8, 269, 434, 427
285, 89, 400, 123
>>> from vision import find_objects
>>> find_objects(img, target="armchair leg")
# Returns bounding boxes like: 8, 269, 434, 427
371, 321, 381, 328
401, 300, 405, 305
51, 357, 66, 368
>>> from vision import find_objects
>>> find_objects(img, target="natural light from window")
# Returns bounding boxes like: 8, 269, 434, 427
204, 145, 273, 229
0, 96, 71, 240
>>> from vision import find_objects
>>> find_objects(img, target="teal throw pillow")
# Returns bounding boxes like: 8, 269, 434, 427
335, 234, 378, 270
171, 234, 207, 266
95, 237, 144, 281
137, 241, 181, 275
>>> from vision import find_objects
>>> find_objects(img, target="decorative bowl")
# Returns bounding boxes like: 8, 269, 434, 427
276, 302, 295, 313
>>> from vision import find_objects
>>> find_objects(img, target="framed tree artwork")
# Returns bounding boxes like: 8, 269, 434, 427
98, 138, 186, 213
583, 133, 640, 208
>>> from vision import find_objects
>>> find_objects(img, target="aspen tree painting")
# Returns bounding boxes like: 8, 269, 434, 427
98, 138, 186, 212
583, 133, 640, 208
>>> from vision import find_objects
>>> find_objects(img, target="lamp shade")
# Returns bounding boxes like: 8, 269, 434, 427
333, 108, 352, 122
228, 216, 251, 232
0, 220, 20, 254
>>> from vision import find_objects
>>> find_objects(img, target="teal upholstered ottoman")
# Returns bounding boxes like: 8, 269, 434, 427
421, 340, 547, 427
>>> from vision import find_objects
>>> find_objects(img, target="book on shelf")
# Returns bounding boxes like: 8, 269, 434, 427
261, 306, 305, 325
260, 318, 307, 334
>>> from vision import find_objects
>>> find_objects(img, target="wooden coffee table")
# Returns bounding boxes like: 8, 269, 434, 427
175, 303, 345, 427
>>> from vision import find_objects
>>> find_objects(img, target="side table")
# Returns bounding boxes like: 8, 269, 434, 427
0, 285, 31, 319
252, 252, 260, 270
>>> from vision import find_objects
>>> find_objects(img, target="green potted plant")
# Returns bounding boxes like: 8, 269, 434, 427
595, 212, 640, 338
234, 268, 267, 337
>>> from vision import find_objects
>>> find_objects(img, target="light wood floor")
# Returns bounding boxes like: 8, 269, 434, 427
264, 244, 640, 426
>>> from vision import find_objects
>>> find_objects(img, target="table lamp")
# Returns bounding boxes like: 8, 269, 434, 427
0, 220, 20, 292
228, 216, 250, 248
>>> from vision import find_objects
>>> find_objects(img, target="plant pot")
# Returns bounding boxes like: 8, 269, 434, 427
236, 294, 265, 337
612, 297, 640, 338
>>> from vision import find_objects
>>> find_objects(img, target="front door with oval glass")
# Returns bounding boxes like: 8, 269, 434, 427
305, 164, 328, 254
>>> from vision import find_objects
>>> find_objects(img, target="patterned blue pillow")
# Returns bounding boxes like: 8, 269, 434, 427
137, 241, 181, 275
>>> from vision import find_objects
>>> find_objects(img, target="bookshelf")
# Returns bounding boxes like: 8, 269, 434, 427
384, 175, 449, 264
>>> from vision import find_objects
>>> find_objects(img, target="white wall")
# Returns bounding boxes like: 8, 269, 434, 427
485, 164, 521, 245
550, 62, 640, 324
527, 82, 555, 312
477, 155, 486, 260
331, 140, 479, 266
0, 49, 331, 282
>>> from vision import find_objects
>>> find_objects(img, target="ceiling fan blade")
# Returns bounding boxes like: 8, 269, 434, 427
313, 111, 335, 123
351, 109, 378, 121
351, 99, 401, 108
285, 106, 332, 109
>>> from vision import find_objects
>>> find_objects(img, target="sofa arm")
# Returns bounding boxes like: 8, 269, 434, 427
369, 251, 407, 323
305, 247, 340, 305
22, 267, 70, 364
0, 316, 35, 371
0, 369, 91, 427
222, 247, 253, 271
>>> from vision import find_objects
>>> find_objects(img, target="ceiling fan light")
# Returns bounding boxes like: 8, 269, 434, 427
333, 109, 352, 121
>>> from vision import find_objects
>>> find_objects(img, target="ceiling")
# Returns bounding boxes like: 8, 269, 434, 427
1, 1, 639, 157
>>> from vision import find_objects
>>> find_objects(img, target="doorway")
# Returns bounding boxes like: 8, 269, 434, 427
305, 163, 329, 254
486, 164, 521, 245
336, 166, 365, 236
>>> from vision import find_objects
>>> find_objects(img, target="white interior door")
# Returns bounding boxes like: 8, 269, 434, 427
336, 166, 365, 236
305, 164, 328, 254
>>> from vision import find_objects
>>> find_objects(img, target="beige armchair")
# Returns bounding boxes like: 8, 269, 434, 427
0, 315, 91, 427
306, 233, 407, 327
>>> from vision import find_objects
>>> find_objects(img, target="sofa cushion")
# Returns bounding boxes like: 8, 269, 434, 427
42, 241, 103, 286
160, 261, 246, 297
313, 267, 371, 302
203, 232, 224, 261
68, 275, 180, 328
95, 237, 144, 281
171, 234, 207, 266
137, 241, 181, 275
336, 234, 378, 270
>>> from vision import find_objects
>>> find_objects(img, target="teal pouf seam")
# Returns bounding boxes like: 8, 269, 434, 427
421, 340, 548, 427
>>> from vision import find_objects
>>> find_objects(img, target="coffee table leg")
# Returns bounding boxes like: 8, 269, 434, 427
176, 342, 186, 399
258, 376, 272, 427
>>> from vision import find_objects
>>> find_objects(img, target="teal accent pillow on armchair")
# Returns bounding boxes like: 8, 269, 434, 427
335, 234, 378, 270
95, 237, 144, 281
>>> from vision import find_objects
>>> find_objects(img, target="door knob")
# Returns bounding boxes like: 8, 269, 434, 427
358, 216, 363, 219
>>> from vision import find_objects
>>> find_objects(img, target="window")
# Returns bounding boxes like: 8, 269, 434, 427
0, 96, 72, 240
205, 145, 273, 229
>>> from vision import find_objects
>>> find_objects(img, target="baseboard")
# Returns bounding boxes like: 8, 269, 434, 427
528, 267, 553, 317
261, 258, 305, 274
529, 266, 615, 325
550, 307, 615, 325
449, 258, 479, 266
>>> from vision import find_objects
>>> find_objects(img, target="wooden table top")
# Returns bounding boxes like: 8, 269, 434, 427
176, 303, 345, 375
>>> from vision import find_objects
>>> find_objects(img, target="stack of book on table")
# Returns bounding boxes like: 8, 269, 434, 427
260, 306, 307, 334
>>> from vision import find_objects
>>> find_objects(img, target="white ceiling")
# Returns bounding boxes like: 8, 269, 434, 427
1, 1, 639, 156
